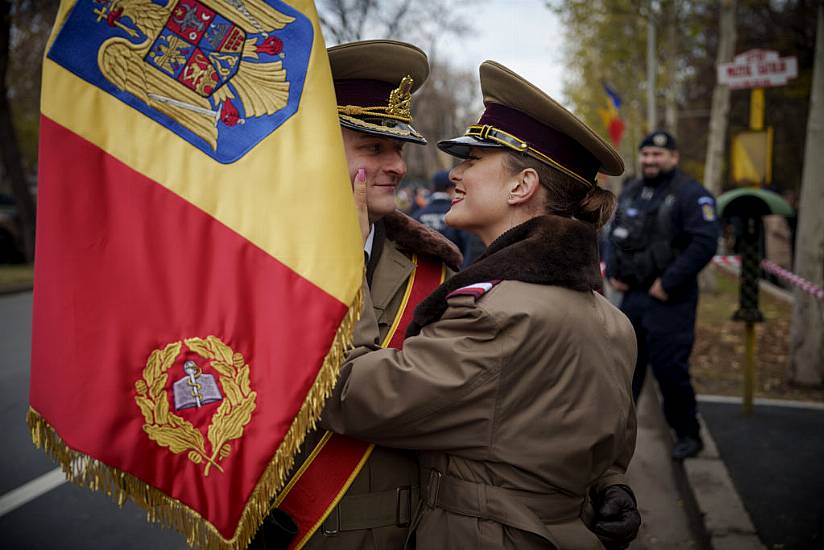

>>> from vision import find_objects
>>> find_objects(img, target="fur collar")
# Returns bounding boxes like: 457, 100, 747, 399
406, 214, 602, 336
383, 210, 463, 270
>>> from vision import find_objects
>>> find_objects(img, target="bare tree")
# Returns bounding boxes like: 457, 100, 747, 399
317, 0, 472, 49
789, 1, 824, 386
0, 0, 37, 262
702, 0, 736, 197
404, 59, 481, 180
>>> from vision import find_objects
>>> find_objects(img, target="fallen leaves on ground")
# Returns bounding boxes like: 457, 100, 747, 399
692, 267, 824, 403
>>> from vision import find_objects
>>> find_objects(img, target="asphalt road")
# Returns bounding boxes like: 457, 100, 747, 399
700, 400, 824, 550
0, 292, 188, 549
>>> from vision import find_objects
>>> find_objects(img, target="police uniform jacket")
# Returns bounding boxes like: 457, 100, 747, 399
606, 168, 719, 300
323, 215, 638, 550
300, 211, 462, 550
412, 193, 472, 260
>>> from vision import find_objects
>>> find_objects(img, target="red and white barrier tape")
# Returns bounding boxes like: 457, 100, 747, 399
712, 255, 741, 268
712, 255, 824, 301
760, 259, 824, 301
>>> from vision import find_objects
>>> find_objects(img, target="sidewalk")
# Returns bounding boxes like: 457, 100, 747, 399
628, 384, 705, 549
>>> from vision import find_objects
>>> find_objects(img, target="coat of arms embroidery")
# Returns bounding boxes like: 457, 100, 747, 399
134, 336, 256, 476
48, 0, 313, 162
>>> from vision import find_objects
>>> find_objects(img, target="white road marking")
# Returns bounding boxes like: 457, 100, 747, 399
0, 468, 67, 517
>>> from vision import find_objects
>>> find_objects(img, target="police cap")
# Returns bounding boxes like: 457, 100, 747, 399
639, 130, 677, 150
432, 170, 453, 191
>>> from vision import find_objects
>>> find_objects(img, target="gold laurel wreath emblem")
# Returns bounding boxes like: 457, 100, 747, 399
134, 336, 257, 477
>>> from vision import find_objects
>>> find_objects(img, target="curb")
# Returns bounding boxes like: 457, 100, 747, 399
682, 415, 765, 550
0, 283, 33, 296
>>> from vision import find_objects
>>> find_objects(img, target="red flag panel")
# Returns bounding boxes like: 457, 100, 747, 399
31, 116, 348, 537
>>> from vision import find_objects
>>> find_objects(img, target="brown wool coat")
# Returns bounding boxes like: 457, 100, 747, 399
298, 213, 462, 550
322, 216, 638, 550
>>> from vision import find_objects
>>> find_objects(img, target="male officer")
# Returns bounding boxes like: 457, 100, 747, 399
255, 40, 641, 549
606, 131, 719, 460
252, 39, 462, 550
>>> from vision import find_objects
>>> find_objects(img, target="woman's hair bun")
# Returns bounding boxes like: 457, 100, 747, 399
575, 185, 616, 229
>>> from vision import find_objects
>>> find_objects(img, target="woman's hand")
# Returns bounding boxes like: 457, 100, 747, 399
353, 167, 370, 245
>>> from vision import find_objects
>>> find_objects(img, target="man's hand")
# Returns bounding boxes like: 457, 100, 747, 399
609, 277, 629, 292
648, 278, 669, 301
353, 167, 370, 245
591, 485, 641, 550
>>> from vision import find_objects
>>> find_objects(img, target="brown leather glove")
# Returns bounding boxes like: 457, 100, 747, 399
591, 484, 641, 550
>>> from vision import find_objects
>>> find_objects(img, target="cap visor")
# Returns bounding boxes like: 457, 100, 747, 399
339, 116, 427, 145
436, 135, 502, 159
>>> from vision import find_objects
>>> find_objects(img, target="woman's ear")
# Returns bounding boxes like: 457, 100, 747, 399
507, 168, 542, 205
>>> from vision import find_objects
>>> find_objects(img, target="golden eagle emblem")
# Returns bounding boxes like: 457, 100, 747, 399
93, 0, 295, 150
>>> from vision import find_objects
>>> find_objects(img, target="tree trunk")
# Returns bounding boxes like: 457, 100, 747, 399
789, 3, 824, 386
703, 0, 736, 196
0, 0, 36, 262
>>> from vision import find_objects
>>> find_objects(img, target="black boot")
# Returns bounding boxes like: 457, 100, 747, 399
672, 435, 704, 461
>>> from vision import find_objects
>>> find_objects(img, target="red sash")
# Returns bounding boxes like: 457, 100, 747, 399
277, 254, 446, 548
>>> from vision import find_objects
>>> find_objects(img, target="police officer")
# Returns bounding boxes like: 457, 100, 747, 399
605, 131, 719, 460
413, 170, 475, 262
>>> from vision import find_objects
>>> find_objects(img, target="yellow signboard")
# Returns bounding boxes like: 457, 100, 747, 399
731, 128, 773, 187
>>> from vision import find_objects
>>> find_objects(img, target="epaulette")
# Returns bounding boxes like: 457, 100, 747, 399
446, 280, 502, 301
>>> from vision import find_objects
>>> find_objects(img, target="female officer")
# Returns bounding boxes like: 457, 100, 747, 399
322, 61, 637, 550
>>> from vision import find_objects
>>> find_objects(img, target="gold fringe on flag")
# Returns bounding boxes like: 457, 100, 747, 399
28, 286, 362, 550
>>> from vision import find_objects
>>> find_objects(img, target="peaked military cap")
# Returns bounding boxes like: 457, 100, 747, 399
438, 61, 624, 187
328, 40, 429, 144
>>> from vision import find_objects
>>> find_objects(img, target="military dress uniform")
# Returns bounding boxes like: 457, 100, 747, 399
301, 213, 461, 550
322, 61, 638, 550
606, 136, 719, 455
252, 40, 462, 550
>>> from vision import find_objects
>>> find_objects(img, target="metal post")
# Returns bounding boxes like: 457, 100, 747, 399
750, 88, 765, 131
732, 217, 764, 414
647, 6, 657, 131
748, 87, 769, 188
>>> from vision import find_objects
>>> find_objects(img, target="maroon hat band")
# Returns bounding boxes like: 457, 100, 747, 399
334, 79, 396, 108
476, 103, 599, 182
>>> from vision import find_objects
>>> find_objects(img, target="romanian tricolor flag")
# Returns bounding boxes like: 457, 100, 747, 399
598, 82, 625, 147
28, 1, 362, 549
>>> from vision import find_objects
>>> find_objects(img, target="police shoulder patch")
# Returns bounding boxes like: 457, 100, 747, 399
447, 280, 502, 301
701, 203, 716, 221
